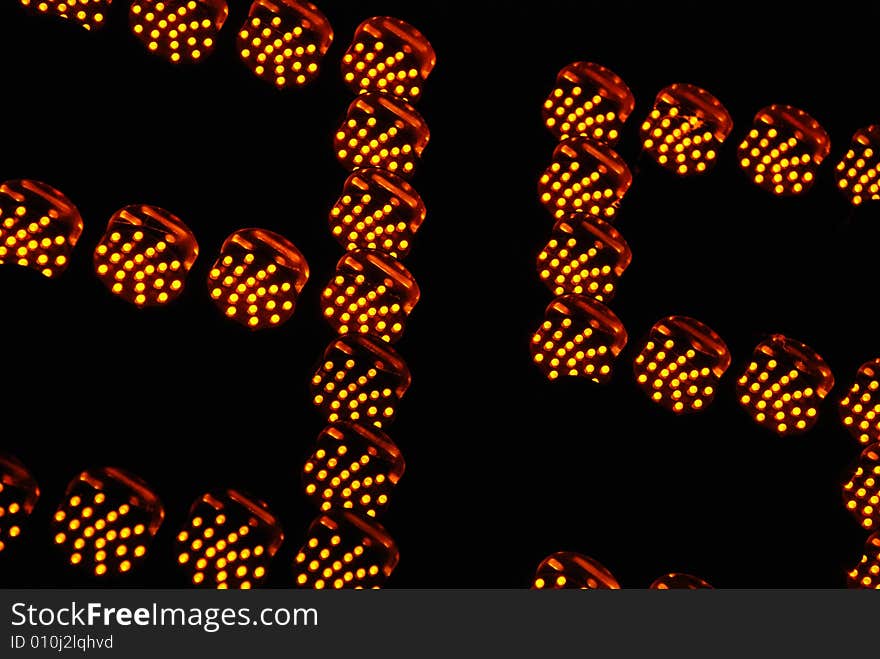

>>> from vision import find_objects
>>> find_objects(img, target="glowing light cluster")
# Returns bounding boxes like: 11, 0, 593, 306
634, 316, 730, 414
0, 179, 83, 278
532, 552, 620, 589
19, 0, 111, 31
51, 468, 163, 577
130, 0, 229, 63
835, 125, 880, 206
177, 490, 283, 589
650, 573, 713, 589
839, 358, 880, 446
843, 444, 880, 531
237, 0, 333, 89
207, 228, 309, 330
848, 532, 880, 589
0, 454, 39, 554
542, 62, 634, 144
736, 334, 834, 436
94, 204, 198, 307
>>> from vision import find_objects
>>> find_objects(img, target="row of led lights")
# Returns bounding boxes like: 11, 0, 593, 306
529, 62, 880, 589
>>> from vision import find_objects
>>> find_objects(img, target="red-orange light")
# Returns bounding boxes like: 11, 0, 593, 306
835, 125, 880, 206
736, 334, 834, 436
94, 204, 198, 307
0, 179, 83, 278
334, 93, 430, 178
843, 443, 880, 531
177, 490, 283, 589
640, 83, 732, 176
303, 422, 404, 519
294, 512, 399, 589
542, 62, 634, 145
634, 316, 730, 414
330, 169, 426, 259
130, 0, 229, 63
848, 532, 880, 589
341, 16, 436, 102
532, 552, 620, 589
738, 104, 830, 196
536, 213, 631, 301
20, 0, 111, 30
839, 358, 880, 446
51, 467, 164, 576
207, 228, 308, 330
530, 294, 627, 384
650, 573, 713, 589
0, 454, 39, 554
238, 0, 333, 89
538, 137, 632, 221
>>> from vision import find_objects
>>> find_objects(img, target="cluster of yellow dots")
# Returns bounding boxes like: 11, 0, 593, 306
341, 16, 436, 102
530, 295, 628, 384
237, 0, 333, 89
839, 358, 880, 445
634, 317, 731, 414
330, 169, 426, 259
0, 456, 39, 554
294, 513, 398, 589
537, 214, 631, 300
532, 552, 620, 590
542, 62, 634, 144
0, 179, 83, 278
303, 423, 404, 519
538, 137, 632, 221
310, 336, 411, 429
177, 492, 282, 589
94, 205, 198, 307
735, 335, 833, 436
51, 469, 163, 577
835, 125, 880, 206
737, 105, 830, 196
848, 532, 880, 589
843, 444, 880, 531
20, 0, 110, 31
129, 0, 228, 63
207, 228, 309, 330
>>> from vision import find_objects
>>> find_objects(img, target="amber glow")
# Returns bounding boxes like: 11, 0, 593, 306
532, 551, 619, 589
130, 0, 228, 63
634, 316, 730, 414
341, 16, 435, 102
839, 358, 880, 446
207, 228, 308, 329
334, 93, 430, 178
737, 104, 830, 195
848, 532, 880, 589
310, 335, 411, 428
238, 0, 333, 89
94, 204, 198, 307
650, 573, 713, 589
736, 334, 834, 436
537, 213, 631, 300
640, 83, 732, 176
843, 443, 880, 531
835, 125, 880, 206
294, 512, 399, 589
177, 490, 283, 589
0, 454, 39, 554
51, 467, 163, 576
20, 0, 111, 31
538, 137, 632, 221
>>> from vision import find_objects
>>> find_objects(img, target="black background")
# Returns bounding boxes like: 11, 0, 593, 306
1, 0, 879, 588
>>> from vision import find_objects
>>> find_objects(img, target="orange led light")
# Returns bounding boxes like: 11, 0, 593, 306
238, 0, 333, 89
334, 93, 430, 178
0, 454, 39, 554
20, 0, 112, 30
177, 490, 283, 589
303, 422, 404, 519
538, 137, 632, 221
843, 443, 880, 531
640, 83, 733, 176
835, 125, 880, 206
650, 573, 713, 589
532, 552, 620, 589
51, 467, 163, 576
207, 228, 309, 330
0, 179, 83, 278
321, 249, 419, 344
341, 16, 436, 102
840, 359, 880, 446
94, 204, 198, 307
531, 294, 627, 384
130, 0, 228, 63
737, 104, 830, 196
848, 532, 880, 589
543, 62, 634, 144
310, 335, 411, 429
736, 334, 834, 436
634, 316, 731, 414
330, 169, 426, 259
294, 512, 398, 589
537, 213, 631, 301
